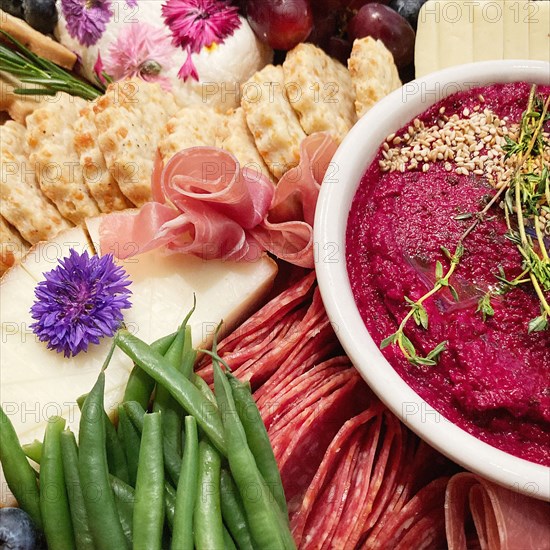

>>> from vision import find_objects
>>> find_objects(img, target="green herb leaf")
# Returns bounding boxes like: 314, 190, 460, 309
426, 340, 447, 362
448, 284, 460, 302
528, 315, 548, 333
380, 334, 397, 349
435, 261, 443, 280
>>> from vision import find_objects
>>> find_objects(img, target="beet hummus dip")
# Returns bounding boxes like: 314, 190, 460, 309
346, 82, 550, 466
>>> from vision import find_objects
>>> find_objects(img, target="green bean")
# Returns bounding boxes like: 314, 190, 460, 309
133, 412, 165, 550
220, 468, 255, 550
228, 373, 288, 517
21, 439, 42, 465
123, 331, 178, 408
213, 361, 295, 550
192, 373, 218, 405
122, 401, 181, 487
194, 438, 224, 550
165, 481, 177, 529
116, 329, 226, 456
0, 407, 42, 529
77, 393, 129, 482
171, 416, 199, 550
40, 416, 74, 550
117, 405, 141, 486
60, 430, 94, 550
104, 411, 129, 483
223, 525, 238, 550
181, 325, 197, 379
79, 372, 127, 550
110, 475, 135, 546
153, 325, 186, 456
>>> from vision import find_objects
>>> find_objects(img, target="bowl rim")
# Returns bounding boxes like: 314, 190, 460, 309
314, 59, 550, 502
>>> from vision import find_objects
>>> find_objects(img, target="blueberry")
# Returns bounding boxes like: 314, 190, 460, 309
0, 508, 41, 550
0, 0, 24, 19
389, 0, 428, 29
21, 0, 58, 34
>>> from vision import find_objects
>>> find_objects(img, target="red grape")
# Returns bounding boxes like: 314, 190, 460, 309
348, 3, 415, 68
246, 0, 314, 51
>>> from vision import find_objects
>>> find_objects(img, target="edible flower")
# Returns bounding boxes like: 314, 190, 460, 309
30, 250, 132, 358
161, 0, 240, 80
60, 0, 113, 47
103, 22, 175, 90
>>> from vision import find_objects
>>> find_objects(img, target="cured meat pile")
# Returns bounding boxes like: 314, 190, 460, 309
198, 272, 550, 549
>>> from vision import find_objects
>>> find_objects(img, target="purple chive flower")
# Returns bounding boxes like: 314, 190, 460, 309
61, 0, 113, 47
161, 0, 240, 80
30, 250, 132, 358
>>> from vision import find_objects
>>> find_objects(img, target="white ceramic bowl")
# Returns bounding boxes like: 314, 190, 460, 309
315, 60, 550, 502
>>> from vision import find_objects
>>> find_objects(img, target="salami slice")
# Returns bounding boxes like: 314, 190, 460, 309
276, 374, 367, 508
291, 406, 384, 547
367, 477, 449, 549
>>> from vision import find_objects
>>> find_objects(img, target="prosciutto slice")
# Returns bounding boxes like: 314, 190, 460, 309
445, 473, 550, 550
100, 134, 337, 267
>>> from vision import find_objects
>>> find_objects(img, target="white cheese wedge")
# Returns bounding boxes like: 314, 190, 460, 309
1, 221, 277, 504
415, 0, 550, 77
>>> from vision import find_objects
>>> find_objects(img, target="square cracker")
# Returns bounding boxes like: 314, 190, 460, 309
26, 93, 100, 225
348, 37, 402, 118
1, 120, 71, 244
93, 79, 178, 206
158, 106, 225, 162
241, 64, 306, 180
74, 101, 132, 212
218, 107, 275, 183
0, 215, 29, 275
283, 43, 357, 144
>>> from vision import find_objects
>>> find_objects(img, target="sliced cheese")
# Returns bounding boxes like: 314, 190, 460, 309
415, 0, 550, 77
1, 217, 277, 504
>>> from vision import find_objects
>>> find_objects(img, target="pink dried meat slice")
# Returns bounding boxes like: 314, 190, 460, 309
367, 477, 449, 549
269, 368, 358, 450
259, 357, 350, 430
445, 473, 550, 550
274, 373, 367, 509
336, 412, 403, 548
254, 318, 337, 407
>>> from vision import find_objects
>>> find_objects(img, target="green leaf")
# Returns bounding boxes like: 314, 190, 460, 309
440, 246, 451, 260
426, 341, 447, 362
400, 334, 416, 357
380, 334, 397, 349
435, 261, 443, 280
412, 304, 429, 330
410, 356, 437, 367
449, 285, 460, 302
528, 315, 548, 333
476, 293, 495, 321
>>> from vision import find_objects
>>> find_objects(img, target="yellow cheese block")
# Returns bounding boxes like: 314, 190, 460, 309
415, 0, 550, 77
0, 220, 277, 504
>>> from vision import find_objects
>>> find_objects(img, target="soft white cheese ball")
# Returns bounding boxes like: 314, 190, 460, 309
55, 0, 272, 111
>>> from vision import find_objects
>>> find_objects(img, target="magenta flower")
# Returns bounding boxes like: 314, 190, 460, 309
30, 250, 132, 357
61, 0, 112, 47
162, 0, 241, 80
103, 22, 176, 90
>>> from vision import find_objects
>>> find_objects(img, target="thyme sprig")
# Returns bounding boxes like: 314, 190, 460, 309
0, 31, 103, 100
382, 84, 550, 367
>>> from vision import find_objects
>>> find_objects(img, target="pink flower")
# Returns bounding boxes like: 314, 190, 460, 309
162, 0, 241, 81
103, 22, 176, 90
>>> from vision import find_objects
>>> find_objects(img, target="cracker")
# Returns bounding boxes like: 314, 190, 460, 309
74, 102, 132, 212
348, 37, 402, 118
219, 107, 275, 183
94, 79, 178, 206
0, 215, 29, 275
241, 64, 306, 179
159, 106, 225, 161
283, 43, 357, 143
26, 93, 100, 224
1, 120, 71, 244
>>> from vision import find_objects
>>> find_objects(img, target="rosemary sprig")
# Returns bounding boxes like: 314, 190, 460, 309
382, 84, 550, 366
0, 30, 103, 100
